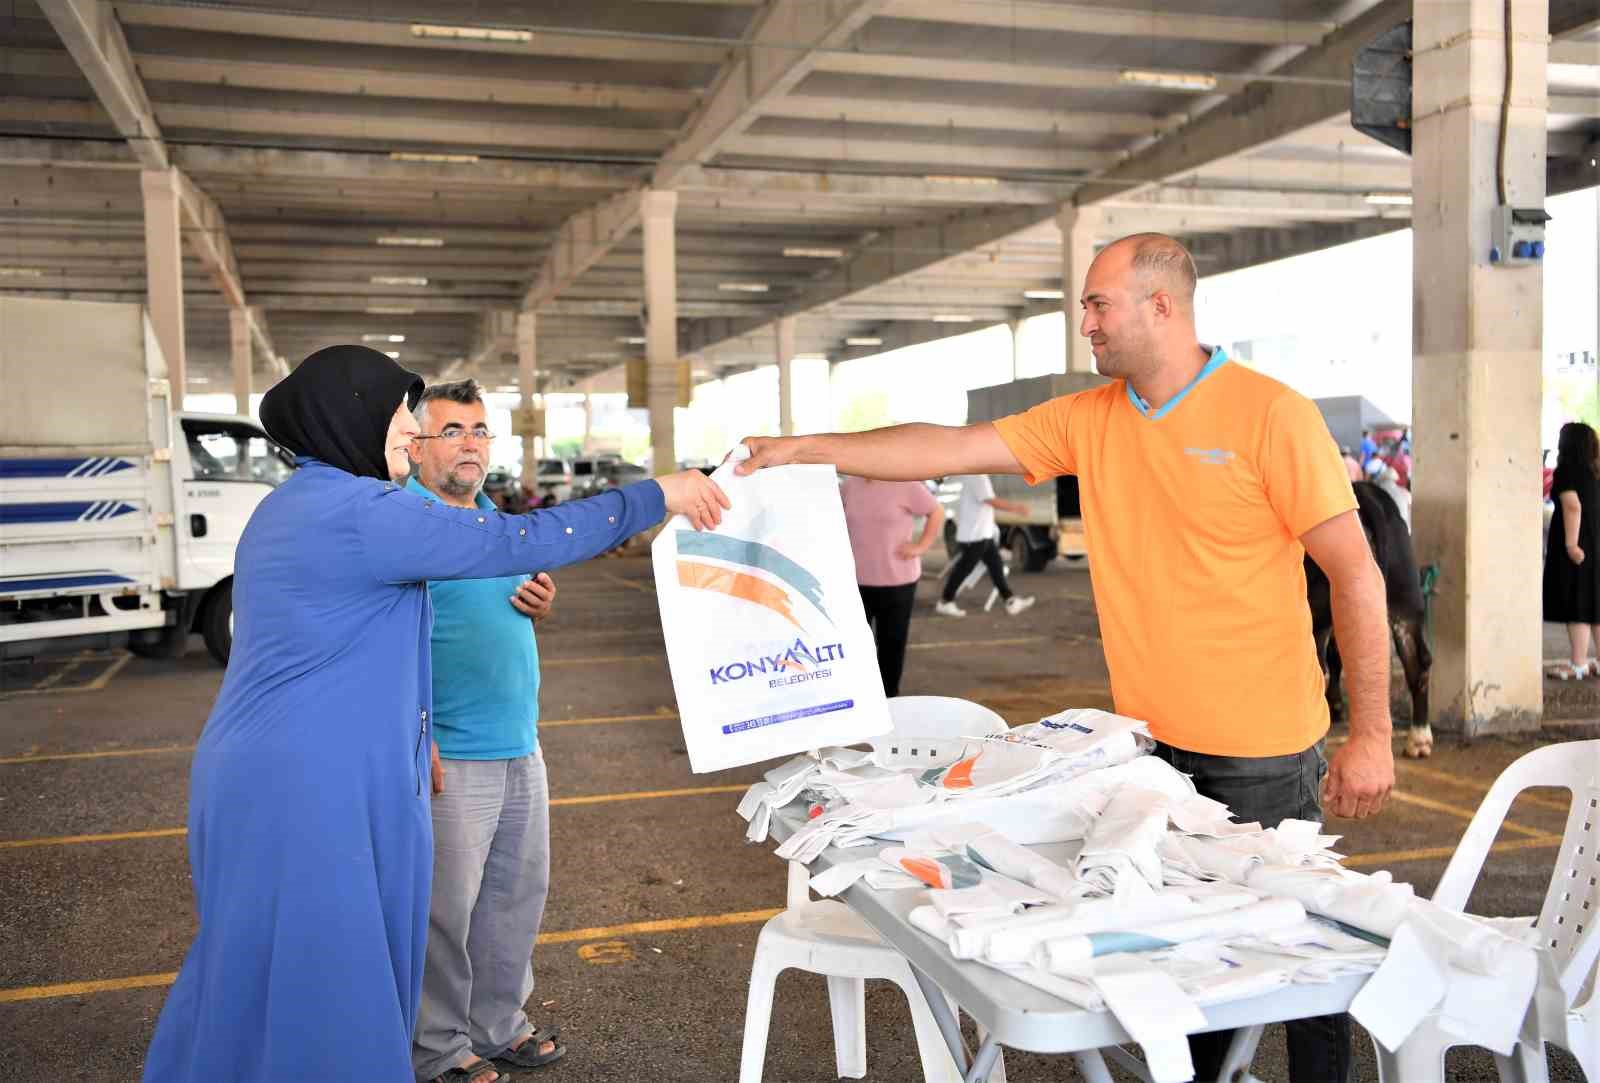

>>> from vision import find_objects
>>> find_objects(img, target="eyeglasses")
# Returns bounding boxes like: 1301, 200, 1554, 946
415, 426, 494, 444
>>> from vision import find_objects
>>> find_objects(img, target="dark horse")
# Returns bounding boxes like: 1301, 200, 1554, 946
1305, 482, 1434, 757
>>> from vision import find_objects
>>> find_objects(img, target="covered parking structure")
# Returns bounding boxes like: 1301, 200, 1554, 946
1, 0, 1597, 739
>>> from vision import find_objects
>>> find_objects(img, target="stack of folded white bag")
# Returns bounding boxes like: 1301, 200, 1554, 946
736, 708, 1544, 1083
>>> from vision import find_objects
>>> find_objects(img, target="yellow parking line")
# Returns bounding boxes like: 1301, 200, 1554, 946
1397, 760, 1572, 814
1385, 790, 1546, 837
0, 972, 179, 1004
0, 713, 682, 762
908, 636, 1046, 651
550, 784, 747, 807
1345, 834, 1563, 868
0, 744, 194, 766
540, 711, 677, 728
0, 905, 786, 1003
0, 784, 750, 850
535, 907, 782, 945
0, 828, 189, 850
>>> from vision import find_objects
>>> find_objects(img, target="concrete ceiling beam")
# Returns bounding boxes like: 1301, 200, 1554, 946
36, 0, 167, 169
881, 0, 1334, 47
653, 0, 889, 188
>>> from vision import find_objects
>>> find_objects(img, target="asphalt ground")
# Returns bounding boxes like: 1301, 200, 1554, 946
0, 551, 1591, 1082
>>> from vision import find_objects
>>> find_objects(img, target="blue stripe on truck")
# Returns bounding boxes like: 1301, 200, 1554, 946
0, 501, 138, 524
0, 573, 137, 594
0, 457, 136, 478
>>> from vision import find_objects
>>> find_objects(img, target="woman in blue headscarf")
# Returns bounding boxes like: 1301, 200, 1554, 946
143, 345, 726, 1082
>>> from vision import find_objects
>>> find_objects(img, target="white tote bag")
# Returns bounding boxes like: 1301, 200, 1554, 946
652, 455, 891, 773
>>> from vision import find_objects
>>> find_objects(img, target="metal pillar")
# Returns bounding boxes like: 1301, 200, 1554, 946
1411, 0, 1547, 735
517, 310, 538, 479
1056, 204, 1100, 374
642, 189, 679, 473
776, 315, 796, 436
141, 168, 186, 404
229, 307, 251, 417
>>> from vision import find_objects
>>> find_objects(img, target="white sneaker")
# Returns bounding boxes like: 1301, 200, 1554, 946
934, 600, 966, 617
1005, 595, 1036, 616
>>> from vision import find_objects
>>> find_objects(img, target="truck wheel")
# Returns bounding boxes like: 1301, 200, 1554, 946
1012, 529, 1052, 573
201, 580, 233, 666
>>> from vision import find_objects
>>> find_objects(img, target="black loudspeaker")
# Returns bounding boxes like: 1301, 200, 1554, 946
1352, 20, 1413, 155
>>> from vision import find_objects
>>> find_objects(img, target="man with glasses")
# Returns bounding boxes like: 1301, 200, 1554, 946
406, 379, 563, 1083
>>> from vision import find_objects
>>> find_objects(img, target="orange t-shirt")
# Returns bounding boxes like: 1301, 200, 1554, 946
992, 350, 1357, 757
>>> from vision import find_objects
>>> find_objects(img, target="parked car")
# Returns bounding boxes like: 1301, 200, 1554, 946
536, 457, 574, 502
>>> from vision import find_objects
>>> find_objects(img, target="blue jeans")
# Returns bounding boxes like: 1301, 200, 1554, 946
412, 751, 550, 1081
1153, 741, 1352, 1083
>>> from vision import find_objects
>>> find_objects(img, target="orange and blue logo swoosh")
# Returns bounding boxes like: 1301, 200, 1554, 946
674, 531, 831, 630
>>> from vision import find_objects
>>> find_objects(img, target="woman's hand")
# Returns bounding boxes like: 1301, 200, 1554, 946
1568, 542, 1586, 565
895, 542, 928, 560
658, 469, 731, 531
430, 741, 445, 795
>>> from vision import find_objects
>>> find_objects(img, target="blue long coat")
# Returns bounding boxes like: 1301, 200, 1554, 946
143, 461, 665, 1082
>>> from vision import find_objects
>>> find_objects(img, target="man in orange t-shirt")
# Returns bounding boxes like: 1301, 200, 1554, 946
739, 233, 1393, 1083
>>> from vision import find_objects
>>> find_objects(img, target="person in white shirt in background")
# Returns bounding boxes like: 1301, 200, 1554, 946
937, 474, 1035, 617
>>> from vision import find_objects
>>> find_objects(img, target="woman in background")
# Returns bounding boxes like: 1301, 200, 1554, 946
841, 476, 943, 697
1543, 421, 1600, 679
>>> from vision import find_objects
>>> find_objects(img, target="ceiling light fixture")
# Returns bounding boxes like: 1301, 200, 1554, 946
845, 337, 883, 347
1364, 193, 1414, 206
366, 306, 416, 315
371, 275, 428, 286
924, 175, 1000, 185
362, 334, 406, 343
390, 151, 479, 164
1119, 69, 1218, 92
0, 267, 45, 277
411, 23, 532, 43
1023, 289, 1065, 300
932, 314, 975, 323
376, 235, 444, 247
718, 282, 770, 293
783, 247, 845, 259
794, 353, 830, 361
618, 336, 647, 345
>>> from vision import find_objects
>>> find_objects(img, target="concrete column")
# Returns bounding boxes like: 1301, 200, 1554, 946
642, 189, 679, 473
1411, 0, 1547, 736
1056, 204, 1099, 374
516, 310, 538, 479
141, 168, 186, 405
1007, 317, 1024, 381
776, 315, 796, 436
229, 307, 251, 417
581, 391, 594, 455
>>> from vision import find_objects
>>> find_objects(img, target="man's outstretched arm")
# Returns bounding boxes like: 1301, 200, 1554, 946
737, 422, 1024, 481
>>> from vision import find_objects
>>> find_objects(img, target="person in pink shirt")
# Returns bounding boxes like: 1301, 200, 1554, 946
840, 477, 945, 697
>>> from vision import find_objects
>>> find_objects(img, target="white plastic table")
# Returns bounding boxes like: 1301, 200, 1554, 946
769, 806, 1373, 1083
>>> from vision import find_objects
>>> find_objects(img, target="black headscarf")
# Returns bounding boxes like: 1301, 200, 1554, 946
261, 345, 425, 481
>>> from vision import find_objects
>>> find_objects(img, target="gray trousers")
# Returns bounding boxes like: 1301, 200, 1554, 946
413, 750, 550, 1081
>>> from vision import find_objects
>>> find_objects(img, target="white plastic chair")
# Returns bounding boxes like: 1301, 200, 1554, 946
738, 696, 1010, 1083
1372, 739, 1600, 1082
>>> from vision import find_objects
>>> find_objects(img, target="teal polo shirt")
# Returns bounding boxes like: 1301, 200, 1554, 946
405, 476, 541, 760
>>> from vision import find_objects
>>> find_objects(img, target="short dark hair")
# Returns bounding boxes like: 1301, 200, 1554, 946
1558, 421, 1600, 479
416, 378, 484, 428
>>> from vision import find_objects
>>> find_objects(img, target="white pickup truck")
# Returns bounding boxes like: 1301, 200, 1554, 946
960, 372, 1108, 571
0, 297, 292, 665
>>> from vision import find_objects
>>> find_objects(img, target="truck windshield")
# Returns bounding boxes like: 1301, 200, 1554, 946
184, 421, 296, 487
